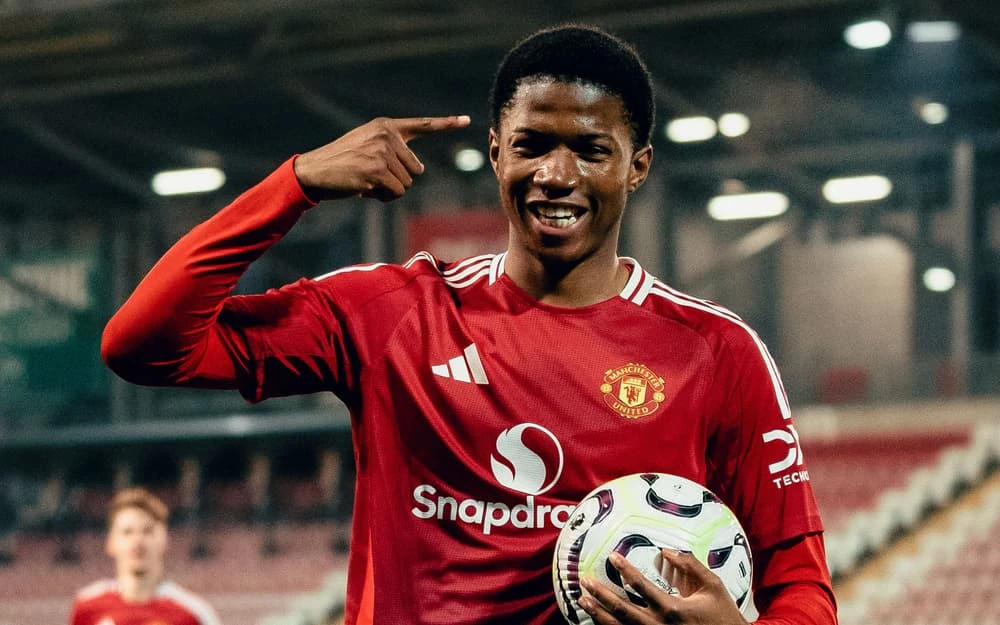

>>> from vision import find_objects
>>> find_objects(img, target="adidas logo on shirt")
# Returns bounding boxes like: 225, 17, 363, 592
431, 343, 489, 385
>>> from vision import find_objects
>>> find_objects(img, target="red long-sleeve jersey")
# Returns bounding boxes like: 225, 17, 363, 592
69, 580, 220, 625
102, 158, 837, 625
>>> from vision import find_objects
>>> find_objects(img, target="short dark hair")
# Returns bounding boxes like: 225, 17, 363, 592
489, 24, 655, 149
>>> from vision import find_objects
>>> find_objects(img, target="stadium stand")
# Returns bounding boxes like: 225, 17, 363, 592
0, 435, 353, 625
836, 470, 1000, 625
816, 418, 1000, 580
808, 428, 973, 535
814, 413, 1000, 623
0, 514, 348, 625
1, 402, 998, 625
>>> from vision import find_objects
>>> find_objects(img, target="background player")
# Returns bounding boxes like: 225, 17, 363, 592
68, 488, 221, 625
102, 24, 836, 625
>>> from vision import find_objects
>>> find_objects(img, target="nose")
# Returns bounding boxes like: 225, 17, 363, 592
533, 147, 579, 194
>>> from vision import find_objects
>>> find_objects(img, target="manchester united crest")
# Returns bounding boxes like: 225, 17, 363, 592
600, 363, 666, 419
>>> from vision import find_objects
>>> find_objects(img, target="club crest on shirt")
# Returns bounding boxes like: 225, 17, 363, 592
600, 363, 665, 419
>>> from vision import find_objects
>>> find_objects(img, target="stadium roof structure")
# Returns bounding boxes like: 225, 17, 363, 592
0, 0, 998, 425
1, 0, 998, 247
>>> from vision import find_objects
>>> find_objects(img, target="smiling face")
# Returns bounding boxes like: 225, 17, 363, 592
105, 506, 167, 580
490, 77, 652, 279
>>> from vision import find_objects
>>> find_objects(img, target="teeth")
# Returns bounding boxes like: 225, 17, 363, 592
537, 215, 577, 227
537, 207, 575, 219
534, 205, 580, 228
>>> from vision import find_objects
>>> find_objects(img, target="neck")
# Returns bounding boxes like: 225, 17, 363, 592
118, 571, 163, 602
505, 249, 629, 307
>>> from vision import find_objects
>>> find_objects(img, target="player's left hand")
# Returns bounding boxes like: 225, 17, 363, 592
579, 550, 749, 625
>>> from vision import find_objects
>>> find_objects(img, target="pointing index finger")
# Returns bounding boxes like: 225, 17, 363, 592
394, 115, 471, 142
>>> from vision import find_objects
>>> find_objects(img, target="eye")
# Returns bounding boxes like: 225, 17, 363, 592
511, 139, 542, 156
510, 134, 554, 157
575, 142, 613, 161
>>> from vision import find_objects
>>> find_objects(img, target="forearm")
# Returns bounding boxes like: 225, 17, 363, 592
101, 157, 315, 386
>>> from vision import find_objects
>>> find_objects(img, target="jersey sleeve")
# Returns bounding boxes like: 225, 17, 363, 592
222, 259, 430, 407
753, 533, 838, 625
67, 599, 84, 625
101, 157, 316, 389
199, 608, 223, 625
175, 587, 224, 625
704, 322, 824, 553
101, 149, 433, 407
220, 277, 360, 404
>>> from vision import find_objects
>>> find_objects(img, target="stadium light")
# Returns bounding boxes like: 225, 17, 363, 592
918, 101, 949, 125
707, 192, 789, 221
822, 175, 893, 204
151, 167, 226, 196
922, 266, 956, 292
906, 21, 961, 43
454, 147, 485, 172
718, 113, 751, 138
665, 116, 717, 143
844, 20, 893, 49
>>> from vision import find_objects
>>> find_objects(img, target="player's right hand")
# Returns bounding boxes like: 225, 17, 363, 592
579, 550, 749, 625
293, 115, 471, 203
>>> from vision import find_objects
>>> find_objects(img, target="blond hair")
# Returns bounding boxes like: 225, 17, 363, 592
107, 487, 169, 528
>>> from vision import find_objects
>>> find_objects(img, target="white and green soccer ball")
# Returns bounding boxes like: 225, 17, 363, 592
552, 472, 753, 624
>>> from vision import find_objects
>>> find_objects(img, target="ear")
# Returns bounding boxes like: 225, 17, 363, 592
627, 144, 653, 193
488, 128, 501, 175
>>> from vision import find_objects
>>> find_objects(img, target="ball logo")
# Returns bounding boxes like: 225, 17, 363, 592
490, 423, 564, 495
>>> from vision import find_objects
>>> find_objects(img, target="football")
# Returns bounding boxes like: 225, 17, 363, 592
552, 472, 753, 624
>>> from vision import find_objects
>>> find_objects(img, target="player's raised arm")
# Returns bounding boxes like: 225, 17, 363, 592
293, 115, 471, 202
101, 115, 468, 389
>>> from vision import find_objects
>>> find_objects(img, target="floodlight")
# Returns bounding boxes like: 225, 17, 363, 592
922, 267, 956, 292
151, 167, 226, 196
718, 113, 750, 138
918, 101, 949, 125
707, 192, 789, 221
454, 148, 485, 172
665, 116, 717, 143
906, 21, 961, 43
822, 175, 893, 203
844, 20, 893, 49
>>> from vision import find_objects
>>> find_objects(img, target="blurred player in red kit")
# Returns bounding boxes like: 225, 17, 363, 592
102, 23, 837, 625
69, 488, 221, 625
